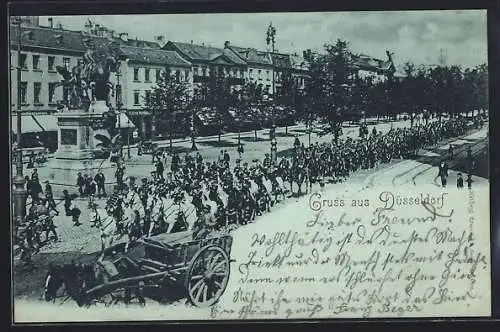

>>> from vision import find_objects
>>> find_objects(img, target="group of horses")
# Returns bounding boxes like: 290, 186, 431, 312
87, 161, 315, 263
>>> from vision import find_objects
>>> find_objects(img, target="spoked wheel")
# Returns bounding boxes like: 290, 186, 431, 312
185, 246, 230, 307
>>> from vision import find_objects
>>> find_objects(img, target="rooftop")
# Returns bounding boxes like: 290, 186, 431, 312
167, 41, 247, 66
119, 45, 191, 67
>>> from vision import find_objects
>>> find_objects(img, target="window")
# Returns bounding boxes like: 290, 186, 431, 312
134, 90, 140, 105
48, 83, 56, 103
20, 82, 27, 104
258, 69, 262, 79
34, 82, 42, 104
48, 56, 55, 71
19, 53, 27, 69
145, 68, 150, 82
240, 69, 245, 78
32, 55, 40, 70
116, 84, 122, 108
266, 70, 270, 78
145, 90, 151, 104
184, 70, 189, 81
249, 69, 253, 78
175, 70, 180, 83
63, 57, 70, 69
156, 69, 161, 82
134, 68, 140, 81
202, 67, 207, 77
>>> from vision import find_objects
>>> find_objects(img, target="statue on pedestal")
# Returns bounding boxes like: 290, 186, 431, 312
55, 38, 122, 161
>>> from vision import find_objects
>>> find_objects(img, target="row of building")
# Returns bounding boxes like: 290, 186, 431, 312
9, 16, 396, 146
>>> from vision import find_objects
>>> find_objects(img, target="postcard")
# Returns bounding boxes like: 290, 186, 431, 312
10, 10, 490, 322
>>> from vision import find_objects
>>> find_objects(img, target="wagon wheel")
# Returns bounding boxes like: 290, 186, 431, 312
185, 245, 230, 307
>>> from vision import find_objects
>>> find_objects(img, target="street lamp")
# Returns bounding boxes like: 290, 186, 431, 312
267, 22, 277, 165
190, 105, 198, 151
116, 65, 123, 159
127, 115, 131, 159
12, 16, 27, 226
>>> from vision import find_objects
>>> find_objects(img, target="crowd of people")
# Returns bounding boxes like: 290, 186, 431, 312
15, 116, 478, 266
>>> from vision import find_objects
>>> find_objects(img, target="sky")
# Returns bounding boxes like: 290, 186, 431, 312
39, 10, 487, 69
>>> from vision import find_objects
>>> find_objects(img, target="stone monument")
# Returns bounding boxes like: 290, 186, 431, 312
46, 39, 122, 195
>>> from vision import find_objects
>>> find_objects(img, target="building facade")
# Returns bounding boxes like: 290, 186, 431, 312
117, 45, 193, 138
163, 41, 247, 94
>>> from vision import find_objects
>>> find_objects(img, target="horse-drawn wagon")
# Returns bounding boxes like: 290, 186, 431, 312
44, 231, 234, 308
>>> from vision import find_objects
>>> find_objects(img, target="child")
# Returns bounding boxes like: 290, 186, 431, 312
456, 173, 464, 189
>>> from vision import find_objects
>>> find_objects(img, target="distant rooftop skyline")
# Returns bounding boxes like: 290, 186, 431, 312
32, 10, 487, 69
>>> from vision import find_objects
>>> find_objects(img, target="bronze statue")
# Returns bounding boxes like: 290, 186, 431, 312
56, 39, 120, 110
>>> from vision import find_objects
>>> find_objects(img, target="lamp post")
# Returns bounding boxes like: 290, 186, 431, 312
116, 65, 123, 159
12, 16, 26, 226
190, 103, 198, 151
267, 22, 277, 165
127, 115, 131, 159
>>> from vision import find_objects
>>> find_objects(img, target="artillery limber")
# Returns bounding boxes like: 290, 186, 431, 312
44, 231, 234, 308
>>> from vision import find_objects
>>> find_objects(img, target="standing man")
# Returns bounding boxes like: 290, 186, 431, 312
30, 171, 42, 203
116, 164, 124, 190
237, 143, 244, 159
156, 158, 164, 179
87, 176, 97, 208
95, 171, 106, 198
77, 172, 85, 197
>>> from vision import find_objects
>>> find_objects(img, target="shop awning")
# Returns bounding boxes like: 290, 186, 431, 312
11, 114, 59, 133
116, 112, 135, 128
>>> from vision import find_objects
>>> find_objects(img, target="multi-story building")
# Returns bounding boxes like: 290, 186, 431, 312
289, 53, 309, 90
163, 41, 247, 93
224, 41, 274, 95
118, 45, 193, 138
350, 53, 395, 83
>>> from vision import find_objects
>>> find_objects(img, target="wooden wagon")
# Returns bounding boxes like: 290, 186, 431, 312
77, 231, 234, 308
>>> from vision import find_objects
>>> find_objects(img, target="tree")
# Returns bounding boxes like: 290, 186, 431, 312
144, 67, 191, 148
242, 81, 264, 141
207, 66, 232, 142
303, 39, 353, 132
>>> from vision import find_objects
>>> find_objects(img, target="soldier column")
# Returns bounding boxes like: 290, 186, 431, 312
12, 16, 26, 225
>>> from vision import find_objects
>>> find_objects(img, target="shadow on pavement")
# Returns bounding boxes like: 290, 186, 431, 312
199, 140, 239, 148
239, 137, 269, 142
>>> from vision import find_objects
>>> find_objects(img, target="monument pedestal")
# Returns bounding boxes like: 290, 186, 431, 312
46, 101, 118, 196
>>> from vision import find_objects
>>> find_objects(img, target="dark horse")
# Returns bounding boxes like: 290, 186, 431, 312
43, 254, 146, 307
289, 160, 309, 196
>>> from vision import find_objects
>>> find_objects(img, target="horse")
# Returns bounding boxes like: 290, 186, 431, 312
89, 207, 124, 262
145, 194, 168, 237
289, 161, 309, 196
43, 260, 145, 307
43, 262, 87, 304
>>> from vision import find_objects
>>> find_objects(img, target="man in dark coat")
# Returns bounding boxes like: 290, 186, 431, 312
156, 159, 165, 179
30, 173, 43, 203
95, 171, 106, 198
77, 172, 85, 197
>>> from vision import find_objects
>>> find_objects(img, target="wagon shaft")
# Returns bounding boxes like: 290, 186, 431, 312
82, 271, 168, 301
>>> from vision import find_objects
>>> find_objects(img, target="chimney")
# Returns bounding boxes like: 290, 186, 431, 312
155, 35, 165, 47
48, 17, 53, 28
224, 40, 230, 48
190, 40, 193, 44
